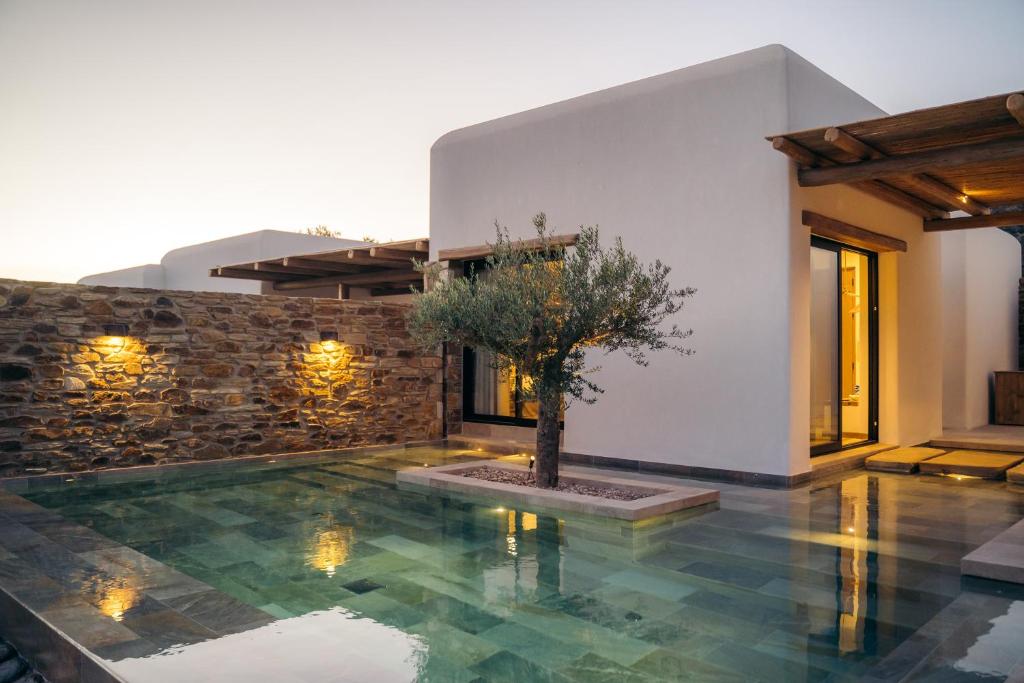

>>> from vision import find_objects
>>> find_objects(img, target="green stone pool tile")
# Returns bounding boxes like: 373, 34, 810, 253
702, 640, 834, 682
413, 653, 485, 683
478, 622, 591, 669
677, 559, 778, 590
557, 652, 660, 683
165, 493, 258, 528
469, 649, 573, 683
757, 576, 950, 631
177, 539, 256, 569
375, 574, 445, 606
588, 584, 688, 622
396, 568, 508, 615
502, 603, 659, 668
752, 628, 878, 678
621, 616, 724, 656
625, 647, 748, 682
418, 594, 507, 635
681, 588, 809, 633
337, 590, 428, 630
667, 602, 775, 644
257, 602, 295, 619
602, 568, 700, 601
366, 534, 450, 566
663, 524, 840, 573
406, 619, 503, 668
119, 606, 220, 651
318, 462, 398, 485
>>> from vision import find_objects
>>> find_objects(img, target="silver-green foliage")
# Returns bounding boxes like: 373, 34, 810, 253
408, 213, 695, 406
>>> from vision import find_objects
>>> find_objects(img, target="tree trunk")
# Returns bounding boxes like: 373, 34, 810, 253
535, 390, 561, 488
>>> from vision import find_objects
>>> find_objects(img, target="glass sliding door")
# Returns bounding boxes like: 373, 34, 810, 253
810, 237, 878, 456
810, 244, 841, 453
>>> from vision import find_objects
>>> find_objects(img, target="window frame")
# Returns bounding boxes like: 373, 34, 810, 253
460, 258, 564, 429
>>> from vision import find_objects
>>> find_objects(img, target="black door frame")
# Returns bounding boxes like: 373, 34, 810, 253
810, 236, 879, 457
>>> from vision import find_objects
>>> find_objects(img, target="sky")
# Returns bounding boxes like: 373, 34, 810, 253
1, 0, 1022, 284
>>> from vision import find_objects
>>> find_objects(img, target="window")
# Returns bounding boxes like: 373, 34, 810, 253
461, 258, 564, 428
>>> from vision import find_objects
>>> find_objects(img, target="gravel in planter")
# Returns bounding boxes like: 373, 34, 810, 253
462, 466, 652, 501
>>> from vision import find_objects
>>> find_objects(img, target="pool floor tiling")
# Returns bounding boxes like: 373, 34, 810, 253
2, 445, 1024, 682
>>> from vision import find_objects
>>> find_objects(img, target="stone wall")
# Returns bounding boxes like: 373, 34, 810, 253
0, 279, 442, 476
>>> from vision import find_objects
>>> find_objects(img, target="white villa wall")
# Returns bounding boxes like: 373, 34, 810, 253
80, 230, 365, 294
941, 230, 1020, 430
430, 43, 1016, 478
432, 45, 895, 478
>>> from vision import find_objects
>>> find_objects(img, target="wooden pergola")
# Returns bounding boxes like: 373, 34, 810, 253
210, 238, 428, 298
769, 91, 1024, 232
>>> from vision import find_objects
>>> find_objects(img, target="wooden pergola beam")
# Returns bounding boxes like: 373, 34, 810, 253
803, 211, 907, 253
369, 246, 424, 261
923, 210, 1024, 232
437, 233, 580, 262
772, 136, 946, 219
344, 250, 409, 266
1008, 94, 1024, 127
822, 127, 989, 215
274, 269, 422, 292
211, 267, 288, 281
282, 257, 362, 273
799, 137, 1024, 187
254, 261, 338, 277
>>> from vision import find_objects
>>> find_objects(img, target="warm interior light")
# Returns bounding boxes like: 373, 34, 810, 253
321, 340, 339, 352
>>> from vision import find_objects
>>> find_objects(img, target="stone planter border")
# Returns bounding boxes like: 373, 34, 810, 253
396, 460, 719, 521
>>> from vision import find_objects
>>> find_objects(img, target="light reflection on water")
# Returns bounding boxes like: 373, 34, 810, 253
108, 607, 428, 683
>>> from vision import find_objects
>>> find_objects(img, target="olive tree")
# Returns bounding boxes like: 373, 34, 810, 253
408, 214, 695, 488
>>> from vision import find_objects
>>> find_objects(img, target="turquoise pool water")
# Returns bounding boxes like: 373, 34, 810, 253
16, 445, 1024, 682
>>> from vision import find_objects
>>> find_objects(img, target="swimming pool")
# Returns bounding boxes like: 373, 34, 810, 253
6, 444, 1024, 681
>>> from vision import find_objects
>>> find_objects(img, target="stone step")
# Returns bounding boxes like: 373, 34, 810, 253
962, 518, 1024, 584
1008, 463, 1024, 485
917, 450, 1024, 479
864, 446, 947, 473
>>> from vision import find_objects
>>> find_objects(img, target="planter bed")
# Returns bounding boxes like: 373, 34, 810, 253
396, 460, 719, 521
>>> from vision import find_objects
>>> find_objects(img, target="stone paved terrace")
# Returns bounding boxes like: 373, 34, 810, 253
0, 443, 1023, 682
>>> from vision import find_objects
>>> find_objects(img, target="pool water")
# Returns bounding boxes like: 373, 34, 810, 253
18, 445, 1024, 682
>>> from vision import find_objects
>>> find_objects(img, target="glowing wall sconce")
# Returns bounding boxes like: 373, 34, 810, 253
319, 329, 340, 352
101, 323, 130, 351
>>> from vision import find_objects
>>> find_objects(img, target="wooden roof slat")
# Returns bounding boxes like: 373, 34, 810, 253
798, 137, 1024, 188
924, 210, 1024, 232
769, 91, 1024, 223
1009, 94, 1024, 128
771, 136, 947, 219
822, 127, 988, 215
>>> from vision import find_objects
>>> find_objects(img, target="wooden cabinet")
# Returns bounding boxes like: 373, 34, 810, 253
994, 372, 1024, 425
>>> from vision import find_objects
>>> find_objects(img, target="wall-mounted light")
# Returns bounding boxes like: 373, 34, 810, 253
101, 323, 130, 351
320, 330, 339, 352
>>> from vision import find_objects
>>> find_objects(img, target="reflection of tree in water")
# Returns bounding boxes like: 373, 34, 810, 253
535, 515, 563, 594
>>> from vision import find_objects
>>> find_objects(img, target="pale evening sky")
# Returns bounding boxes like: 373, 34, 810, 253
1, 0, 1022, 283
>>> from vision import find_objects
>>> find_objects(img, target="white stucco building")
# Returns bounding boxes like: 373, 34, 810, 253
78, 230, 367, 294
429, 45, 1022, 484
